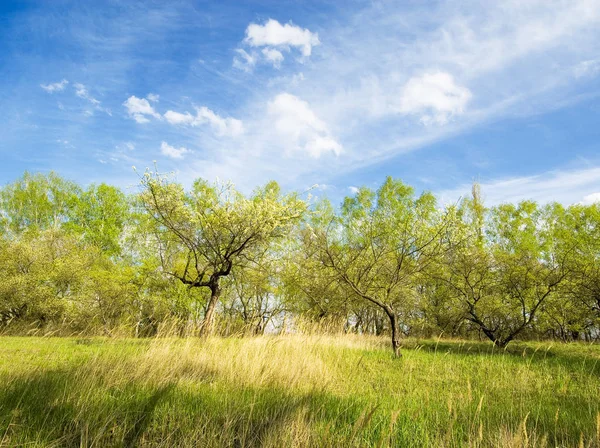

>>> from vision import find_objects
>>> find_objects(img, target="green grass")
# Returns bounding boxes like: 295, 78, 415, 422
0, 336, 599, 447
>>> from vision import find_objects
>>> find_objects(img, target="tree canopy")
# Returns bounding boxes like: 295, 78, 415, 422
1, 171, 599, 353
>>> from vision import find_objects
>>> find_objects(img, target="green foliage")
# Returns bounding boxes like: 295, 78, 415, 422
1, 170, 599, 346
0, 171, 80, 235
139, 171, 306, 288
68, 183, 129, 256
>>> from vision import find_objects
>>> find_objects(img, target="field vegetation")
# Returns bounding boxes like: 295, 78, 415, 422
1, 170, 600, 446
1, 335, 599, 447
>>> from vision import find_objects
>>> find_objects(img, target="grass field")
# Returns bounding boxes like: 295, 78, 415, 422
0, 336, 599, 447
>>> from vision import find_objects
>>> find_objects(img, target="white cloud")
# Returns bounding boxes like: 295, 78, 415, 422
251, 0, 600, 178
40, 79, 68, 93
146, 93, 160, 102
104, 0, 600, 194
262, 48, 284, 68
398, 72, 472, 125
160, 141, 190, 159
348, 186, 359, 194
245, 19, 320, 57
581, 192, 600, 205
164, 106, 244, 137
439, 166, 600, 206
163, 110, 195, 125
123, 95, 161, 123
267, 93, 342, 158
197, 107, 244, 137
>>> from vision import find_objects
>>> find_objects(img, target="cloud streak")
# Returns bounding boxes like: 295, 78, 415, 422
164, 106, 244, 137
438, 165, 600, 206
40, 79, 69, 93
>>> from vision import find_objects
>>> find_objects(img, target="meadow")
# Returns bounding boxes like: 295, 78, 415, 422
0, 335, 599, 447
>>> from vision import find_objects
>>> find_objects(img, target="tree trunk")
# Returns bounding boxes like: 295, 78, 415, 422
384, 305, 402, 357
493, 339, 507, 349
200, 281, 220, 337
493, 334, 514, 349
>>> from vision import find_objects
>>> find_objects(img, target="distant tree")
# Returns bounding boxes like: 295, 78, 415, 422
221, 249, 285, 335
0, 171, 80, 235
68, 183, 129, 256
280, 198, 355, 332
139, 171, 306, 336
316, 177, 448, 356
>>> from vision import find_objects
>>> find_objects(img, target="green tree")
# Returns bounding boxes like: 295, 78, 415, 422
0, 171, 80, 235
139, 171, 306, 336
545, 202, 600, 340
438, 196, 572, 347
68, 183, 129, 256
318, 177, 447, 356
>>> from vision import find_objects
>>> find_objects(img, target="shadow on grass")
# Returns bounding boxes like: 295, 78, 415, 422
0, 366, 371, 447
404, 339, 600, 375
123, 383, 174, 448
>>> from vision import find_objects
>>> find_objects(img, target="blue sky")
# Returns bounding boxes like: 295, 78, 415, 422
1, 0, 600, 205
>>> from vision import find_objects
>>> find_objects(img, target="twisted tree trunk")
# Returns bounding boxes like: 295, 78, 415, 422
200, 280, 220, 337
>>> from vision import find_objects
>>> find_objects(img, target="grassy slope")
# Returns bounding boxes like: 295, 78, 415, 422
0, 336, 599, 447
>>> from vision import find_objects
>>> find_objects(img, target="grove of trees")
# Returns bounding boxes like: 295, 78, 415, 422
1, 171, 599, 355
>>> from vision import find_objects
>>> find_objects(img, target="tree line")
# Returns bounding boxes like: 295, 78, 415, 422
1, 171, 599, 355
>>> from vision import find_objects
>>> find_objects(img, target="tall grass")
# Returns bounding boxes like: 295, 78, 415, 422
0, 335, 599, 447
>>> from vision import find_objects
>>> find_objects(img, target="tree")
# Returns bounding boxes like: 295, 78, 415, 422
317, 177, 447, 356
280, 198, 354, 332
0, 228, 120, 332
0, 171, 80, 235
139, 171, 306, 336
545, 202, 600, 340
68, 183, 129, 256
221, 250, 284, 335
438, 195, 572, 347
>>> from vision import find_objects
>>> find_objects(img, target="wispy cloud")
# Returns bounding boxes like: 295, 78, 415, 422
146, 93, 159, 103
164, 106, 244, 137
438, 165, 600, 206
74, 83, 100, 105
574, 59, 600, 78
40, 79, 69, 93
262, 48, 284, 69
267, 93, 342, 158
233, 48, 258, 72
74, 83, 111, 116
